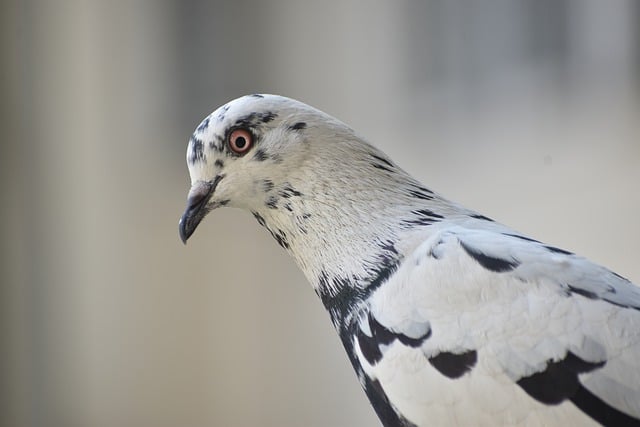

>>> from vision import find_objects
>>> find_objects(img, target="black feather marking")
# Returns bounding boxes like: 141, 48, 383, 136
460, 241, 520, 272
516, 352, 605, 405
470, 214, 494, 222
357, 327, 384, 365
265, 195, 278, 209
252, 211, 266, 227
372, 163, 395, 173
612, 271, 631, 283
368, 315, 397, 347
408, 189, 434, 200
261, 179, 274, 192
214, 159, 224, 168
253, 149, 268, 161
503, 233, 541, 244
370, 154, 395, 172
188, 136, 205, 164
287, 121, 307, 131
399, 329, 432, 348
279, 184, 303, 198
371, 154, 394, 168
233, 111, 278, 129
565, 281, 640, 311
429, 350, 478, 379
318, 252, 400, 328
368, 253, 399, 290
217, 104, 230, 122
411, 184, 434, 194
261, 111, 277, 123
317, 272, 361, 325
570, 381, 640, 426
271, 228, 289, 249
567, 285, 599, 300
209, 134, 225, 152
545, 245, 574, 255
403, 209, 444, 227
362, 377, 417, 427
249, 93, 264, 98
358, 312, 431, 365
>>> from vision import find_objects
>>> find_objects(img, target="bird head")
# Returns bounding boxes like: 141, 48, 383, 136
178, 94, 361, 244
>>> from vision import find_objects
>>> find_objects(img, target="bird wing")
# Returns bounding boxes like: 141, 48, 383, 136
353, 225, 640, 426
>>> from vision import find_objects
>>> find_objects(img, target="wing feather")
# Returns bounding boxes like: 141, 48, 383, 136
353, 225, 640, 426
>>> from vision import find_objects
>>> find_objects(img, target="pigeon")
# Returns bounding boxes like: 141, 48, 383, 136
178, 94, 640, 426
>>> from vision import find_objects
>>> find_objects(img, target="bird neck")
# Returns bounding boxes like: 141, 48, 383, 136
249, 161, 447, 324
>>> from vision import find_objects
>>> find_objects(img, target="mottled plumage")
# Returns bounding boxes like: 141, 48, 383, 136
179, 94, 640, 426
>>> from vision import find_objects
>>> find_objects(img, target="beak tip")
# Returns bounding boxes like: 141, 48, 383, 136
178, 215, 192, 245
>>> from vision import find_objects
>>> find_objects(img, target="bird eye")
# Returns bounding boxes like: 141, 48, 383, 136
228, 128, 254, 155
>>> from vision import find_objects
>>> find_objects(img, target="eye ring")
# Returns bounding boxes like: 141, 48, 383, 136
228, 128, 254, 155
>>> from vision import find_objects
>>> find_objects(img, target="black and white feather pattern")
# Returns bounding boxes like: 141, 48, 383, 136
179, 94, 640, 426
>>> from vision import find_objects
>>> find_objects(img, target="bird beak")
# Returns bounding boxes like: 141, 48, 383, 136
179, 180, 215, 244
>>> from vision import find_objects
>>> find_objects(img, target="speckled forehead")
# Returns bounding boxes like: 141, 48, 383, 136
186, 94, 283, 167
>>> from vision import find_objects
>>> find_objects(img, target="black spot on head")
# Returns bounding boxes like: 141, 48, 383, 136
253, 149, 268, 161
249, 93, 264, 98
460, 241, 520, 273
234, 111, 278, 128
209, 134, 225, 152
287, 121, 307, 131
214, 159, 224, 168
470, 214, 494, 222
260, 111, 277, 123
516, 352, 604, 406
545, 245, 574, 256
196, 116, 210, 132
217, 104, 230, 122
234, 112, 259, 129
188, 136, 205, 164
429, 350, 477, 379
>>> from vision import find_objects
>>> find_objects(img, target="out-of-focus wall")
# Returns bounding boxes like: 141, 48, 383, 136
2, 1, 638, 426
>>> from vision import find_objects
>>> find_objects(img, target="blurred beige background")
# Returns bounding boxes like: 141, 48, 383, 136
2, 1, 639, 426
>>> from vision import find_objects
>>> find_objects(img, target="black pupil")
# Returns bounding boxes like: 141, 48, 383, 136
235, 136, 247, 149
